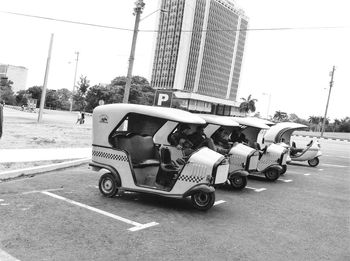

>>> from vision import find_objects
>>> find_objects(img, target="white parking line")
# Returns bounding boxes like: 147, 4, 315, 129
0, 249, 20, 261
246, 186, 267, 192
279, 179, 293, 183
318, 169, 324, 171
214, 200, 226, 206
304, 173, 311, 176
41, 191, 159, 232
321, 163, 348, 168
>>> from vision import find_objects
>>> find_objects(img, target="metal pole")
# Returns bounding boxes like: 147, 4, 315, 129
69, 51, 79, 112
38, 33, 54, 123
320, 66, 335, 137
122, 0, 145, 104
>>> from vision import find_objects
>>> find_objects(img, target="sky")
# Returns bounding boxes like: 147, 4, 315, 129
0, 0, 349, 121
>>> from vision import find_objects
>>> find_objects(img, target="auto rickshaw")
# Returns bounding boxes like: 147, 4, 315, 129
231, 117, 288, 181
194, 114, 259, 190
90, 104, 229, 211
263, 122, 322, 167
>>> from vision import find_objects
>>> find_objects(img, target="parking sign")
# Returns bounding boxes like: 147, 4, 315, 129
153, 90, 173, 107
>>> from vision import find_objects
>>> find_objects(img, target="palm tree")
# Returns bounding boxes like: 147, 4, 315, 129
273, 110, 288, 122
239, 95, 257, 115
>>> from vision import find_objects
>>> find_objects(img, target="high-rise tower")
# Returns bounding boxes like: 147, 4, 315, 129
150, 0, 248, 115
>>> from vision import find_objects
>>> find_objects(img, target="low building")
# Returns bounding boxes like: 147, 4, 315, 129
0, 63, 28, 93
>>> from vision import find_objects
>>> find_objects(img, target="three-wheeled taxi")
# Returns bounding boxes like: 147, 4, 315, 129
263, 122, 322, 167
195, 114, 259, 190
90, 104, 229, 210
231, 117, 288, 181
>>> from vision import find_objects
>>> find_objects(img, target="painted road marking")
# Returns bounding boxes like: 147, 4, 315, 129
22, 188, 64, 195
246, 186, 267, 192
0, 199, 4, 202
321, 163, 348, 168
41, 191, 158, 232
0, 249, 20, 261
319, 169, 324, 171
304, 173, 311, 176
279, 179, 293, 183
214, 200, 226, 206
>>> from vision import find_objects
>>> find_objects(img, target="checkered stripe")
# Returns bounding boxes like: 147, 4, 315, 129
178, 175, 204, 183
92, 150, 128, 162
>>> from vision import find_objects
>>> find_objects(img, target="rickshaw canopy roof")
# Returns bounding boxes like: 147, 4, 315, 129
93, 103, 206, 124
195, 114, 240, 127
231, 117, 270, 129
264, 122, 308, 143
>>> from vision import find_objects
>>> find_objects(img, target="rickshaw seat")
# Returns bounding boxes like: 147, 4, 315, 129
116, 134, 160, 168
156, 147, 179, 187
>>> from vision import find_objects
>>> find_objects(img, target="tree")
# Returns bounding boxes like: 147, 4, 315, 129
0, 78, 16, 105
56, 88, 72, 110
27, 86, 43, 107
73, 75, 90, 111
15, 90, 28, 106
273, 111, 288, 122
239, 95, 257, 115
85, 84, 123, 112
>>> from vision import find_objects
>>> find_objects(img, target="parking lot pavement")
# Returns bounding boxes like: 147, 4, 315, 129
0, 150, 349, 261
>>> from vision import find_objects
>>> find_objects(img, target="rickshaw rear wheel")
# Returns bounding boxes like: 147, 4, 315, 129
191, 191, 215, 211
99, 173, 119, 197
280, 165, 287, 175
229, 176, 247, 190
264, 168, 279, 181
308, 157, 319, 167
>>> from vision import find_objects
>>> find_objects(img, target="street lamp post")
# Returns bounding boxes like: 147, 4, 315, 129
69, 51, 79, 112
320, 66, 336, 137
38, 33, 54, 123
262, 92, 271, 119
122, 0, 145, 104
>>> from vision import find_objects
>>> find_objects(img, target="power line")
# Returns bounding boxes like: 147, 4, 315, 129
1, 10, 349, 33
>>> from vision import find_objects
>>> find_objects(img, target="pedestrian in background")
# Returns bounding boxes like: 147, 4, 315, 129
0, 101, 4, 138
76, 111, 82, 124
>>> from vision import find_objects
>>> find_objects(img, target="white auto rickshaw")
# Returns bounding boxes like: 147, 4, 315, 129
195, 114, 260, 190
90, 104, 229, 211
263, 122, 322, 167
231, 117, 288, 181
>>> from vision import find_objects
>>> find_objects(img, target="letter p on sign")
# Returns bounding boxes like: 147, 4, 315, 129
157, 94, 169, 106
154, 90, 173, 107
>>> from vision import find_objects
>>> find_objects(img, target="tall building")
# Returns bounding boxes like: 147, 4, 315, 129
0, 63, 28, 93
150, 0, 248, 115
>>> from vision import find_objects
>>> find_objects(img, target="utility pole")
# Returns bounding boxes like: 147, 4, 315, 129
122, 0, 145, 104
69, 51, 79, 112
38, 33, 54, 123
320, 66, 336, 137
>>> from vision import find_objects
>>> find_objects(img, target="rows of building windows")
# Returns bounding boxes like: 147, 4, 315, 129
229, 18, 248, 100
151, 0, 185, 89
197, 0, 238, 99
184, 0, 206, 92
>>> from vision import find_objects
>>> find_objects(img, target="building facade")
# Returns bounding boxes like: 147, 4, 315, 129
0, 63, 28, 93
150, 0, 248, 115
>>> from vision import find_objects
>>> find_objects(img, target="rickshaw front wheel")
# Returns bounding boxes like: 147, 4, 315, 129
191, 191, 215, 211
99, 173, 119, 197
264, 168, 279, 181
229, 176, 247, 190
308, 157, 319, 167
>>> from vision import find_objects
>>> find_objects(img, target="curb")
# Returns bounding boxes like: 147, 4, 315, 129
292, 135, 350, 142
0, 158, 90, 181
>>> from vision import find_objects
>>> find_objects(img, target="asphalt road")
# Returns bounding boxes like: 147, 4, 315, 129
0, 138, 349, 261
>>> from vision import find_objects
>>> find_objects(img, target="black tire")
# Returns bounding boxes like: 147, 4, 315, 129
191, 191, 215, 211
99, 172, 119, 197
264, 168, 280, 181
229, 175, 247, 190
308, 157, 319, 167
280, 165, 287, 175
